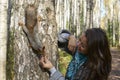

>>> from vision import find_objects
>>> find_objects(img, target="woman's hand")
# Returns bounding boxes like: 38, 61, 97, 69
40, 56, 54, 70
68, 35, 77, 53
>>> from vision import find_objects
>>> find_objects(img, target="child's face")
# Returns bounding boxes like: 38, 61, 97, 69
78, 33, 87, 54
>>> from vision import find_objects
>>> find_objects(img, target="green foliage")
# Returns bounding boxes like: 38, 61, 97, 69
58, 50, 72, 76
6, 30, 14, 80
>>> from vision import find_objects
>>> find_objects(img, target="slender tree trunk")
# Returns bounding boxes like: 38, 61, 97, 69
83, 0, 87, 30
112, 3, 115, 46
86, 0, 91, 28
0, 0, 8, 80
118, 1, 120, 47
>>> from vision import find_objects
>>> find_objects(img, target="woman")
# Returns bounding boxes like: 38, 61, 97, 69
40, 28, 112, 80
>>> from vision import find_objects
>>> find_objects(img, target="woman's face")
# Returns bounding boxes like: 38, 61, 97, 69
78, 33, 87, 54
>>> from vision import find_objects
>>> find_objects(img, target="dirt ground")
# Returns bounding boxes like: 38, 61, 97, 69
109, 48, 120, 80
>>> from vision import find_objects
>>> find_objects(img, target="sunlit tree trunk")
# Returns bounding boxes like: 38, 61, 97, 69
89, 0, 94, 28
76, 0, 81, 37
0, 0, 8, 80
86, 0, 94, 28
86, 0, 90, 28
93, 0, 101, 28
118, 31, 120, 47
83, 0, 87, 29
112, 3, 116, 46
113, 0, 120, 47
118, 1, 120, 47
11, 0, 58, 80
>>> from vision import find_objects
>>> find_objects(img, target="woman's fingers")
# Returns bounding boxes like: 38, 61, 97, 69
40, 56, 53, 69
40, 57, 45, 66
68, 35, 77, 53
44, 56, 48, 62
68, 45, 76, 52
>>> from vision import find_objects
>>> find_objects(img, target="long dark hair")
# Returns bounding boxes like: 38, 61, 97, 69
85, 28, 112, 80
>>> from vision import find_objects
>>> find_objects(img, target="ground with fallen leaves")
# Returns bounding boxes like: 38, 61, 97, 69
109, 48, 120, 80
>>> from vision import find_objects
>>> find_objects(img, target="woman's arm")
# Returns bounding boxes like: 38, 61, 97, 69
40, 56, 65, 80
58, 29, 77, 55
49, 68, 65, 80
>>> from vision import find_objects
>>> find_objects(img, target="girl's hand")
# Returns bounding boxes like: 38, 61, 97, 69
68, 35, 77, 53
40, 56, 54, 70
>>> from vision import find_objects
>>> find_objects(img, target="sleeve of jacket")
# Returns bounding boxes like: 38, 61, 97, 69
58, 29, 73, 55
50, 70, 65, 80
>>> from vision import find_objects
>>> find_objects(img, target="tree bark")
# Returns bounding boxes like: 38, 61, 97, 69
12, 0, 58, 80
0, 0, 8, 80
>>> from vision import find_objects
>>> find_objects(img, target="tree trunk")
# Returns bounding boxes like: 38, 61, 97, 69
93, 0, 101, 28
11, 0, 58, 80
0, 0, 8, 80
